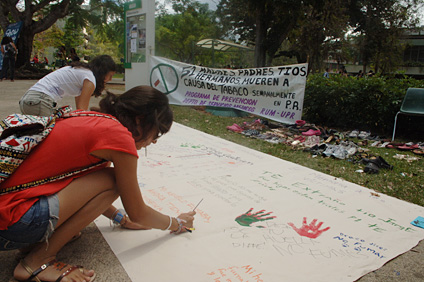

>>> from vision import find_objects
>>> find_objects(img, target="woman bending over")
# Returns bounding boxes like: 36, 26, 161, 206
1, 86, 195, 281
19, 54, 116, 116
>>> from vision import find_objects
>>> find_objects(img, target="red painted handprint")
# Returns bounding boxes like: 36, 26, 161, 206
288, 217, 330, 239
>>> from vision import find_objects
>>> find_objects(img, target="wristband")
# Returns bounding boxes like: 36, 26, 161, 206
113, 209, 125, 224
110, 209, 126, 227
176, 218, 183, 233
164, 215, 173, 231
171, 218, 184, 234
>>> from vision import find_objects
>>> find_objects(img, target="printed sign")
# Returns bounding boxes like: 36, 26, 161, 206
3, 21, 23, 43
150, 56, 308, 124
0, 21, 23, 69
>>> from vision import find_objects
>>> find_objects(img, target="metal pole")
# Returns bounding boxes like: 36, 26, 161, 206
212, 40, 215, 67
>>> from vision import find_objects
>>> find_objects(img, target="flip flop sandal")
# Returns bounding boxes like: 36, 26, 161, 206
397, 145, 414, 151
19, 259, 96, 282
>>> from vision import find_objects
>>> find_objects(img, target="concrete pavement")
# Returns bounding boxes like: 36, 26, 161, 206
0, 78, 423, 282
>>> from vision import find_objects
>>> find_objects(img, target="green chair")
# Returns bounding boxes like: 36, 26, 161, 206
392, 88, 424, 141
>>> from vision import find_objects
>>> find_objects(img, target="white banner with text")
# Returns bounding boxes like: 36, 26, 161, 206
96, 123, 424, 282
149, 56, 308, 124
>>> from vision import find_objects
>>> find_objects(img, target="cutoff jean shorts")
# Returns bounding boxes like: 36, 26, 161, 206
19, 90, 57, 116
0, 194, 59, 250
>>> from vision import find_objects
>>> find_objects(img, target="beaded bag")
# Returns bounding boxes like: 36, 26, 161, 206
0, 106, 117, 195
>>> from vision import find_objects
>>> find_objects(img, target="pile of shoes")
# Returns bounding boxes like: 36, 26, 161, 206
226, 121, 421, 169
226, 119, 267, 133
226, 119, 288, 144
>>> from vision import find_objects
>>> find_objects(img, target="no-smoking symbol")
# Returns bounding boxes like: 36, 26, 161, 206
150, 64, 179, 95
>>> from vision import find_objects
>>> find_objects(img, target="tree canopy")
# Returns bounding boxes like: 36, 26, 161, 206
155, 0, 222, 64
1, 0, 423, 73
347, 0, 423, 73
0, 0, 124, 68
216, 0, 423, 71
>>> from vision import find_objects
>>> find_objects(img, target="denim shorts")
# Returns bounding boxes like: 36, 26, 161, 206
19, 90, 57, 116
0, 194, 59, 250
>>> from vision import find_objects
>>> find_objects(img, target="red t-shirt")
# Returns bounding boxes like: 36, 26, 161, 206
0, 112, 138, 229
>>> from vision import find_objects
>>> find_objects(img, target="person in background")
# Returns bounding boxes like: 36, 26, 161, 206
1, 86, 196, 282
0, 36, 18, 82
69, 48, 80, 62
19, 55, 116, 116
56, 46, 67, 68
323, 68, 330, 78
32, 55, 39, 64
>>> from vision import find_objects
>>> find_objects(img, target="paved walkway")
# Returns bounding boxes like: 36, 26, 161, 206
0, 79, 423, 282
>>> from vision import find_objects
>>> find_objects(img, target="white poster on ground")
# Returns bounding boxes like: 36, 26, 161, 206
149, 56, 308, 124
95, 123, 424, 282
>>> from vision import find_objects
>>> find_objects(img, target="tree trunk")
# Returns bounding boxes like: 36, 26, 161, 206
254, 5, 267, 67
374, 51, 380, 73
0, 0, 74, 67
16, 25, 35, 68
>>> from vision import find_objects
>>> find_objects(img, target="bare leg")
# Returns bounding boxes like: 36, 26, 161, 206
14, 168, 118, 282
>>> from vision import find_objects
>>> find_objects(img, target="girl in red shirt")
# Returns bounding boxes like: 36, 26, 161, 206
0, 86, 196, 282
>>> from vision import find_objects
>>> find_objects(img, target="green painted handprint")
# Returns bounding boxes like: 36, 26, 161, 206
235, 208, 276, 228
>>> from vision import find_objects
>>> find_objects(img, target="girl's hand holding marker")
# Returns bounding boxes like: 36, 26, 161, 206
172, 199, 203, 234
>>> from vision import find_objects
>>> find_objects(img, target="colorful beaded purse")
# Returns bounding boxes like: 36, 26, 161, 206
0, 106, 117, 195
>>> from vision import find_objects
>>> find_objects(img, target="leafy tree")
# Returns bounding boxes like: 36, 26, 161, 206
217, 0, 423, 72
62, 20, 86, 53
84, 24, 124, 63
33, 24, 65, 60
287, 0, 351, 73
0, 0, 82, 67
217, 0, 303, 67
347, 0, 423, 74
156, 0, 220, 64
0, 0, 124, 68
